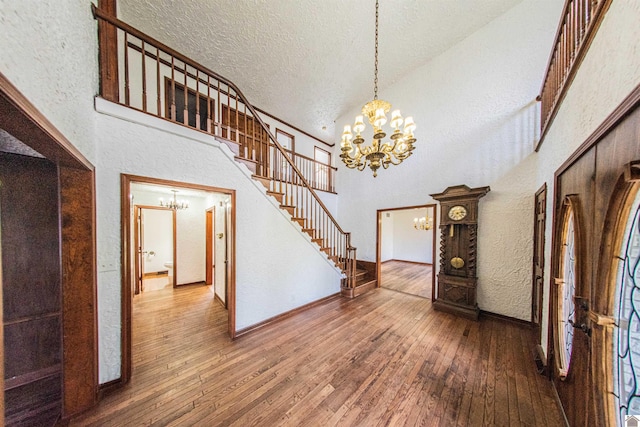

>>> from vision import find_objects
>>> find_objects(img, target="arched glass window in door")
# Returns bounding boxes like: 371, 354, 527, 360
613, 189, 640, 426
557, 206, 577, 378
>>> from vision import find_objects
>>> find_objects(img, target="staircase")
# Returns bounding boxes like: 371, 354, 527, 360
343, 264, 377, 298
92, 6, 376, 296
215, 133, 353, 275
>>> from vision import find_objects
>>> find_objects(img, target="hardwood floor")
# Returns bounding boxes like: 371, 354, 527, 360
69, 284, 564, 426
381, 260, 432, 299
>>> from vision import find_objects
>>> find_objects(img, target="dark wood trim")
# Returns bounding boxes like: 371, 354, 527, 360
0, 73, 98, 420
555, 83, 640, 175
205, 208, 214, 286
97, 378, 124, 398
0, 72, 92, 170
536, 0, 613, 150
532, 183, 547, 331
59, 166, 98, 418
228, 190, 236, 338
234, 293, 341, 338
376, 204, 437, 302
479, 309, 533, 328
254, 106, 334, 147
119, 176, 132, 385
97, 0, 119, 102
121, 174, 237, 384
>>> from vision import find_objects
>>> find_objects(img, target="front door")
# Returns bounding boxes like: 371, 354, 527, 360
551, 151, 596, 426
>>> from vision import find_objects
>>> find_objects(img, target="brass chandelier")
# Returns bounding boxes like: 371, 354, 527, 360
340, 0, 416, 177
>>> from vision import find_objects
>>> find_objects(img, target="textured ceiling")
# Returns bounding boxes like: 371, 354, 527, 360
118, 0, 523, 142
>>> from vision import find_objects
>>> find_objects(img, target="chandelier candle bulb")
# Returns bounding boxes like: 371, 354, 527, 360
391, 110, 403, 129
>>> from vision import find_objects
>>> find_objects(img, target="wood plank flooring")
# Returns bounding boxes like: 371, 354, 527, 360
381, 260, 432, 299
69, 284, 565, 426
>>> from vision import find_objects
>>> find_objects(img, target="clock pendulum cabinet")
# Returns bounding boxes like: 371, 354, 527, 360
430, 185, 490, 320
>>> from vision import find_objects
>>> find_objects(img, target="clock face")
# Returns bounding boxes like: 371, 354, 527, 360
448, 205, 468, 221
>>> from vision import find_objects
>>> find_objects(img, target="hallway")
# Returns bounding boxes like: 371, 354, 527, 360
70, 285, 564, 426
380, 260, 433, 299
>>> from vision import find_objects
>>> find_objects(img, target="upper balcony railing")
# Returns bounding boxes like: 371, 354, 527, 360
536, 0, 611, 150
92, 6, 355, 286
93, 6, 335, 194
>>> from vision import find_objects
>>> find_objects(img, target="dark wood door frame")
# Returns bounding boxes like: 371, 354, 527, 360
532, 183, 547, 365
121, 174, 237, 386
0, 73, 97, 419
376, 204, 437, 301
205, 207, 215, 286
134, 205, 176, 292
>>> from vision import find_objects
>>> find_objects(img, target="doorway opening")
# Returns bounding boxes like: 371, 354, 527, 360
121, 174, 236, 384
134, 205, 176, 293
376, 204, 437, 300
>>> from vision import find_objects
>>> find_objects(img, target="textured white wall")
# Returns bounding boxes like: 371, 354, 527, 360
392, 208, 433, 264
335, 0, 562, 320
0, 0, 98, 162
535, 0, 640, 355
95, 99, 342, 382
380, 212, 394, 262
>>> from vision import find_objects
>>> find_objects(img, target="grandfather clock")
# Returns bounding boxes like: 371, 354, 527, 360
430, 185, 490, 320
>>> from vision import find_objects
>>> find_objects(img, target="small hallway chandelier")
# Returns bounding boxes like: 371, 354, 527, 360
160, 190, 189, 210
340, 0, 417, 177
414, 214, 433, 231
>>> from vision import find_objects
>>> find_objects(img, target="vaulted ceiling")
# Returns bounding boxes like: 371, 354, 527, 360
118, 0, 524, 142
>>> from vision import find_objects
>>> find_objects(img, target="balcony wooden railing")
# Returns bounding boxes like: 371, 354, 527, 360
537, 0, 611, 150
92, 6, 356, 287
275, 146, 337, 193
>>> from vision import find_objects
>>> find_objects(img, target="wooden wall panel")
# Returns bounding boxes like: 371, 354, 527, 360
0, 152, 62, 426
59, 166, 97, 417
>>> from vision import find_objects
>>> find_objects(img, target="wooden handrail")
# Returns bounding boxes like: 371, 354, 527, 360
276, 145, 338, 172
536, 0, 611, 150
93, 5, 355, 281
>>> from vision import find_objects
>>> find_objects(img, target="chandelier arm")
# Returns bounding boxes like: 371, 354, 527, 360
385, 154, 403, 166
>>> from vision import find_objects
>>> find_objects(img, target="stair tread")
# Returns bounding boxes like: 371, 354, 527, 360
355, 277, 377, 286
235, 156, 259, 164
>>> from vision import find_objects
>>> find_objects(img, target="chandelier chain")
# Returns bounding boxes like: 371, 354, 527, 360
374, 0, 379, 100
